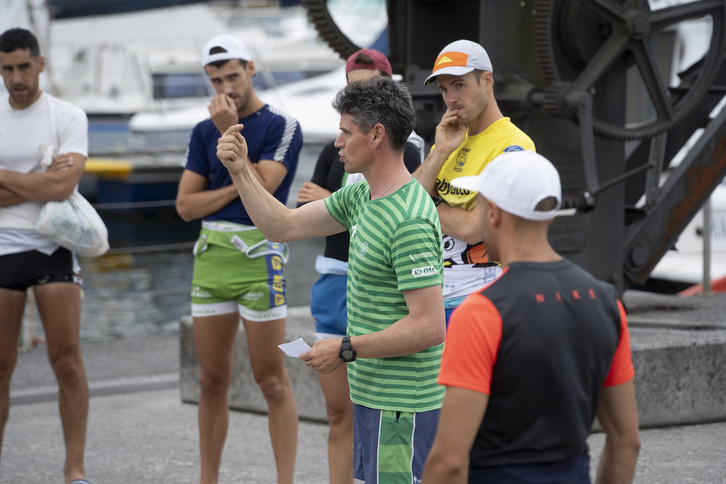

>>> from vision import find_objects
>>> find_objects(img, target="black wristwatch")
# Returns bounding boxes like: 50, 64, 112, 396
339, 336, 357, 362
431, 195, 444, 206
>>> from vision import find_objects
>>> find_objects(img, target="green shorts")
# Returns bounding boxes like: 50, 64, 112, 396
190, 221, 288, 322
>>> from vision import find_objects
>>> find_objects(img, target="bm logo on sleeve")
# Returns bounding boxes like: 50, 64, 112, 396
412, 265, 438, 278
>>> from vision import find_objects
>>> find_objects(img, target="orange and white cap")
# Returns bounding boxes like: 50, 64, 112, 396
424, 39, 493, 85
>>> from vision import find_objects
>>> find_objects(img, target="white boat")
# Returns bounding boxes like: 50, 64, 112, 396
125, 0, 388, 143
129, 64, 348, 144
0, 1, 353, 117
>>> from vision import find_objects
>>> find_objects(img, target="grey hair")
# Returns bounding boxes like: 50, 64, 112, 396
332, 76, 415, 153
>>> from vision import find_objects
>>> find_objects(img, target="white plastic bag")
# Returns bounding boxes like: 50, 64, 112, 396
34, 143, 110, 257
36, 191, 110, 257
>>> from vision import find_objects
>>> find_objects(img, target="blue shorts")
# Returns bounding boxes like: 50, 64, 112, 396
444, 296, 467, 327
445, 307, 457, 326
310, 273, 347, 338
352, 403, 440, 484
468, 454, 591, 484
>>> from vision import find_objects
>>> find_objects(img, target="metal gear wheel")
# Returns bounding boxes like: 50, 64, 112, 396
302, 0, 361, 60
534, 0, 726, 140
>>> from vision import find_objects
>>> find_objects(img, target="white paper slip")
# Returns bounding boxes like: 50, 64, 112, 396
278, 338, 312, 357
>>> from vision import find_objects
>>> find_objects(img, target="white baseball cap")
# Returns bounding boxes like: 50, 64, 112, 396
202, 34, 252, 67
451, 151, 562, 221
425, 39, 493, 85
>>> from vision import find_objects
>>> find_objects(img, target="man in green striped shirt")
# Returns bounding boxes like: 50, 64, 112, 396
217, 76, 446, 484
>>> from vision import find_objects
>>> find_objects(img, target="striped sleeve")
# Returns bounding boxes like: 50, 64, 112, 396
391, 218, 442, 291
263, 105, 301, 163
438, 293, 502, 395
324, 183, 356, 231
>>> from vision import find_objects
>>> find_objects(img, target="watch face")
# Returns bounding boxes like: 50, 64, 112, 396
342, 349, 354, 361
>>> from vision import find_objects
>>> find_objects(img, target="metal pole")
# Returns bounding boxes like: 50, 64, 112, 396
703, 198, 712, 293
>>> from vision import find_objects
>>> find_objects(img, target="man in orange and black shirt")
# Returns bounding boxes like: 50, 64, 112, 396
422, 151, 640, 484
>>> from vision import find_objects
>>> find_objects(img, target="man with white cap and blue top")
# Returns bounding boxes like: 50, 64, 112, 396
175, 34, 302, 484
413, 39, 536, 324
422, 151, 640, 483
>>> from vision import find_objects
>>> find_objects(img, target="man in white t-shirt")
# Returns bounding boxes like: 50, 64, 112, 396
0, 28, 93, 484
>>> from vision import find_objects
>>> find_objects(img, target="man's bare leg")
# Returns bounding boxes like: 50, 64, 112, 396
319, 364, 354, 484
194, 312, 240, 484
34, 282, 88, 484
0, 288, 26, 464
244, 317, 298, 484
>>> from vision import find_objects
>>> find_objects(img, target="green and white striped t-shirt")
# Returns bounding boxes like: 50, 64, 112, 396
325, 179, 445, 413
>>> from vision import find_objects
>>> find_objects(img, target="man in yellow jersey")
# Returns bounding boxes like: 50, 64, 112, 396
413, 39, 536, 324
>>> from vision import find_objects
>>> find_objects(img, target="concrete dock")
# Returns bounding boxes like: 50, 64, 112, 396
4, 292, 726, 483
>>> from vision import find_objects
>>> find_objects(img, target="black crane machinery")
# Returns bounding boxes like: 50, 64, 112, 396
303, 0, 726, 294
